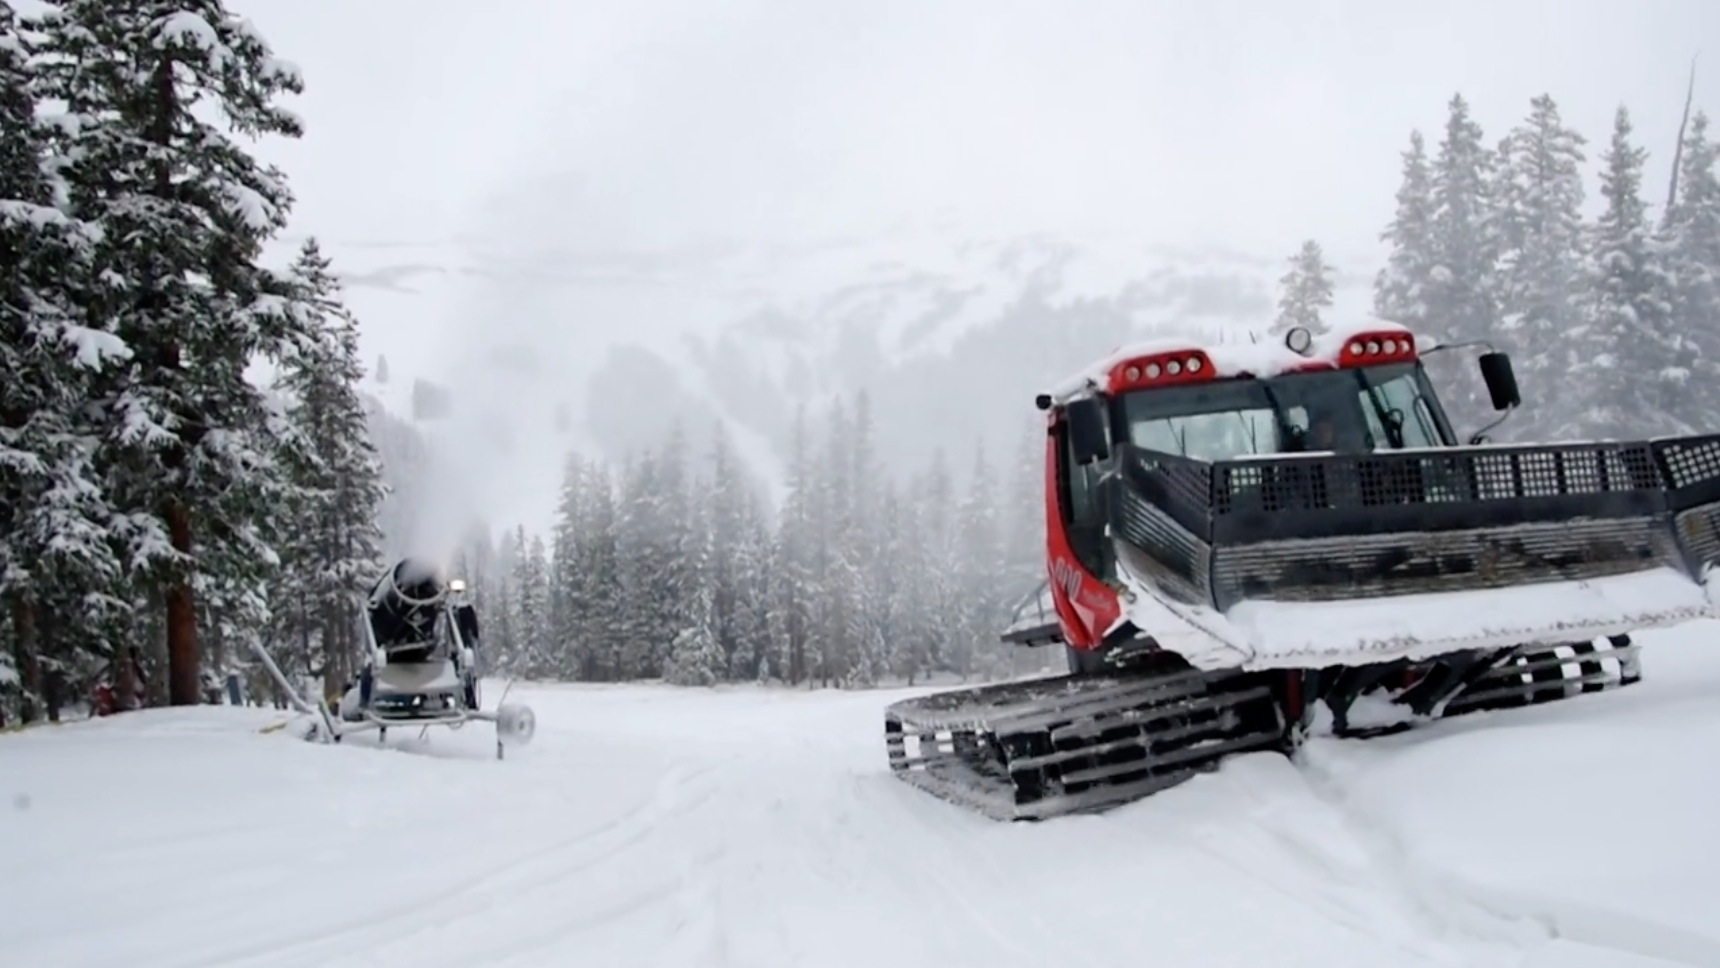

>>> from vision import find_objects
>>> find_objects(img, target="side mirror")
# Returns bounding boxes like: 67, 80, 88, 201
1478, 351, 1520, 411
1066, 397, 1111, 464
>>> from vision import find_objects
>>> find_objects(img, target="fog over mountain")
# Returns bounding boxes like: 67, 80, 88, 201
232, 0, 1720, 539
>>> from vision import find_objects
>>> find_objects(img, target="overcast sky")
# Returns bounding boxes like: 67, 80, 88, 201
233, 0, 1720, 267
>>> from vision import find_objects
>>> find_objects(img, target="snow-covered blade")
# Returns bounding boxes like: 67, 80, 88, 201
1105, 433, 1720, 671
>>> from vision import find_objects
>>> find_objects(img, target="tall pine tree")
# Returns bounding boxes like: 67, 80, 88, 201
1663, 111, 1720, 427
1424, 94, 1502, 432
1271, 240, 1336, 336
33, 0, 310, 704
272, 238, 387, 693
1493, 94, 1587, 438
1571, 106, 1687, 439
1375, 129, 1436, 327
0, 5, 127, 721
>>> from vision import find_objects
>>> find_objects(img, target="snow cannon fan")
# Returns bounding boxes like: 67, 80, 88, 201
367, 557, 448, 667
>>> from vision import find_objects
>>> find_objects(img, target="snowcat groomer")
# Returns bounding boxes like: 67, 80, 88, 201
884, 320, 1720, 820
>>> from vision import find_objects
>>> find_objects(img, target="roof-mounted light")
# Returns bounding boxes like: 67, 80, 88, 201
1338, 329, 1418, 368
1105, 348, 1215, 393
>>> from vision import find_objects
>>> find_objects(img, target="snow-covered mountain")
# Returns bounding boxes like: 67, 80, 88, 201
274, 225, 1379, 534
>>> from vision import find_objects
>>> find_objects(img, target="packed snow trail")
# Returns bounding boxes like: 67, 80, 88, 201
4, 626, 1719, 968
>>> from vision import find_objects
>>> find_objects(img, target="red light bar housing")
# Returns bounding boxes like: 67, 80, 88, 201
1337, 330, 1418, 367
1105, 349, 1216, 394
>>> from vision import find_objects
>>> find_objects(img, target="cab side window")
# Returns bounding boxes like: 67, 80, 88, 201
1055, 419, 1110, 576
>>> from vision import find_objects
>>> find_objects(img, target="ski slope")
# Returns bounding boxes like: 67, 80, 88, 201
4, 625, 1719, 968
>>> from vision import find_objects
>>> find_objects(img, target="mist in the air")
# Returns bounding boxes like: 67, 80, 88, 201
234, 0, 1720, 542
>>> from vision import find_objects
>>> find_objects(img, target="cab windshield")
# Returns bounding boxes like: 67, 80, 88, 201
1115, 363, 1453, 461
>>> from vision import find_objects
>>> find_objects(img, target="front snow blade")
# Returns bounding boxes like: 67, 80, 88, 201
884, 659, 1286, 821
1104, 435, 1720, 664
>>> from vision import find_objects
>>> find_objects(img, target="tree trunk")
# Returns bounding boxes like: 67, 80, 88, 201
9, 596, 42, 724
40, 606, 61, 722
320, 606, 342, 699
164, 497, 200, 705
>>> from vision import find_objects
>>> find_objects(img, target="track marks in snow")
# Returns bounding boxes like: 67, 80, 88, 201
1089, 752, 1530, 968
1297, 736, 1720, 968
175, 760, 724, 968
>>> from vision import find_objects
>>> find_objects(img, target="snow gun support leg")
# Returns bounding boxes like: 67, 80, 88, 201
245, 638, 342, 745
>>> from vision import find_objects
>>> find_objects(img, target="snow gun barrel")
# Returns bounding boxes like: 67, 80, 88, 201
1111, 433, 1720, 617
367, 557, 449, 654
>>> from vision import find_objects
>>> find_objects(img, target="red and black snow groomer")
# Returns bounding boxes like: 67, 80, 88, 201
885, 321, 1720, 820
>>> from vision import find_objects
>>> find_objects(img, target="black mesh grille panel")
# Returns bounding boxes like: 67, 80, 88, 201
1211, 517, 1679, 607
1103, 436, 1720, 612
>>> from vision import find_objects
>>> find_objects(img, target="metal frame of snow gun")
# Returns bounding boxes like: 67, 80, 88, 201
1110, 434, 1720, 618
244, 628, 536, 762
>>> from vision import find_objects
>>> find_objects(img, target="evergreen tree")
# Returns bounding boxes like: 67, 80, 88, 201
1271, 240, 1335, 337
1375, 130, 1437, 327
1492, 95, 1588, 438
1424, 94, 1502, 431
772, 405, 816, 684
272, 238, 387, 693
1664, 111, 1720, 426
1570, 107, 1687, 439
33, 0, 309, 704
513, 533, 551, 676
0, 6, 126, 721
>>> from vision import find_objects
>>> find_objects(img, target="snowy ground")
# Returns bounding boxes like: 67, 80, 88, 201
4, 624, 1719, 968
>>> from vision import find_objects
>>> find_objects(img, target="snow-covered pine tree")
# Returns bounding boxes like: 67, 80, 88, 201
0, 6, 127, 721
548, 452, 587, 678
271, 238, 387, 693
1424, 94, 1503, 432
32, 0, 309, 704
1270, 240, 1335, 337
1375, 129, 1437, 328
845, 390, 887, 688
663, 481, 724, 687
952, 440, 1003, 680
812, 397, 869, 686
771, 404, 816, 684
489, 526, 521, 668
1662, 111, 1720, 427
1492, 94, 1588, 440
1569, 106, 1688, 439
730, 509, 774, 682
512, 532, 551, 677
705, 427, 744, 674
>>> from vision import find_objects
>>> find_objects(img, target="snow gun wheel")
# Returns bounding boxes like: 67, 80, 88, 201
883, 655, 1289, 821
494, 702, 536, 760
